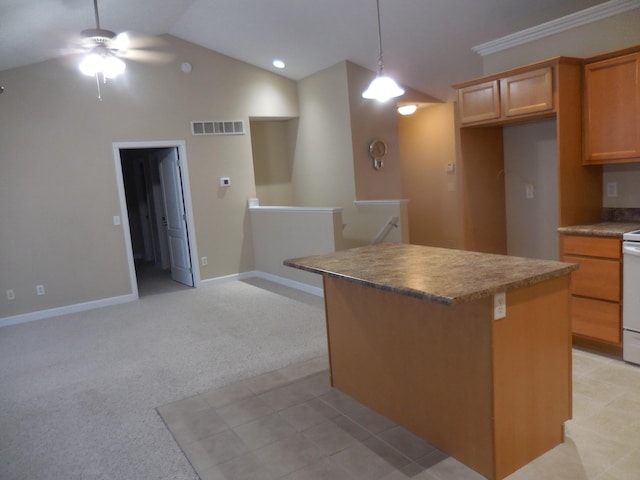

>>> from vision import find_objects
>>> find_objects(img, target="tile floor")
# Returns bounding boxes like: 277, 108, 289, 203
157, 349, 640, 480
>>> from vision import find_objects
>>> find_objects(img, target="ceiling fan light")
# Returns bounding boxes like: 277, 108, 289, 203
114, 32, 130, 51
362, 75, 405, 102
79, 53, 104, 76
103, 56, 126, 78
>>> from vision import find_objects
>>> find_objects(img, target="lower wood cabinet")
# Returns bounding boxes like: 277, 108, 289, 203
560, 234, 622, 351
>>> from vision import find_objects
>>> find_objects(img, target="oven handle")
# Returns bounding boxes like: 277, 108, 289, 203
623, 243, 640, 256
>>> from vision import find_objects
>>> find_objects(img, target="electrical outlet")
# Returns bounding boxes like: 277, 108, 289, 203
6, 289, 15, 300
525, 183, 535, 199
201, 256, 208, 266
494, 291, 506, 320
606, 182, 618, 197
36, 284, 45, 295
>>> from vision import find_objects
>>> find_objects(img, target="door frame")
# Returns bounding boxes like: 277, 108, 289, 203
113, 140, 200, 298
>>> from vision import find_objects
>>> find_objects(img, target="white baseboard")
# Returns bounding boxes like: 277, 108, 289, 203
0, 293, 138, 328
0, 271, 322, 329
245, 271, 324, 297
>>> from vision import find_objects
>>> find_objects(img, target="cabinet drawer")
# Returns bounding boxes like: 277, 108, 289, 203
572, 296, 620, 344
563, 255, 620, 301
561, 235, 620, 259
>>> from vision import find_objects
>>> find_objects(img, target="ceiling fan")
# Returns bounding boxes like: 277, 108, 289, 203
73, 0, 172, 98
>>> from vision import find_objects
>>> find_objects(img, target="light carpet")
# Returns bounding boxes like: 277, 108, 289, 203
0, 278, 327, 480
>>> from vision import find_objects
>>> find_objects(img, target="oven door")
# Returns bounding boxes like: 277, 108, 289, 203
623, 241, 640, 365
623, 241, 640, 332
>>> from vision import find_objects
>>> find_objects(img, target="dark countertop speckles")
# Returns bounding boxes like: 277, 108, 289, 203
284, 243, 577, 306
557, 222, 640, 238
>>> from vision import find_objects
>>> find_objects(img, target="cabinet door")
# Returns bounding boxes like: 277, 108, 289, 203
458, 80, 500, 124
584, 52, 640, 163
500, 67, 553, 118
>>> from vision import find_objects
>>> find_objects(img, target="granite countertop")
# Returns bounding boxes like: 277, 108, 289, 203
284, 243, 578, 306
557, 222, 640, 238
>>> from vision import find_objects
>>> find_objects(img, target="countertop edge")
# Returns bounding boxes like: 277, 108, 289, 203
284, 259, 578, 306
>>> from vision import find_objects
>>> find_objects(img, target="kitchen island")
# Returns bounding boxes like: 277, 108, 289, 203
285, 243, 578, 480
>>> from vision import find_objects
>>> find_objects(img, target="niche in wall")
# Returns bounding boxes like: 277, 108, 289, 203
249, 118, 299, 206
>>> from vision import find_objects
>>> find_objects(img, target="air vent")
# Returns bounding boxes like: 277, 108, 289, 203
191, 120, 245, 136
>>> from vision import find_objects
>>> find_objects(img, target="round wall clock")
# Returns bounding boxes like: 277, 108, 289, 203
369, 139, 387, 170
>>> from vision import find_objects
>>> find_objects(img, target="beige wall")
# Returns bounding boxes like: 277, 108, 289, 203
249, 206, 344, 289
346, 62, 403, 201
250, 119, 297, 206
483, 9, 640, 211
503, 119, 559, 260
398, 103, 462, 248
291, 61, 410, 248
0, 35, 298, 318
483, 10, 640, 75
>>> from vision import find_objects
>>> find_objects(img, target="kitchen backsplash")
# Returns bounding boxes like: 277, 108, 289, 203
602, 164, 640, 208
602, 208, 640, 222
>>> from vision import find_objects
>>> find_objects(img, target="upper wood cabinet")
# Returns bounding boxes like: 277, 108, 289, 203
456, 66, 554, 126
458, 80, 500, 124
452, 58, 602, 255
583, 52, 640, 164
500, 67, 553, 118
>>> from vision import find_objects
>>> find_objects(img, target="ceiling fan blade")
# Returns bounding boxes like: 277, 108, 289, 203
118, 49, 175, 64
115, 31, 168, 51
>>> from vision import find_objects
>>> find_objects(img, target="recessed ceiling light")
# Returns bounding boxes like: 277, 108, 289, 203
397, 104, 418, 115
272, 59, 285, 69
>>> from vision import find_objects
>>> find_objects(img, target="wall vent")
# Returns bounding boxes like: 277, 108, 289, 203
191, 120, 245, 136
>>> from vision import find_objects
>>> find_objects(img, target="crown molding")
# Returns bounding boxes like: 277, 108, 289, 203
473, 0, 640, 56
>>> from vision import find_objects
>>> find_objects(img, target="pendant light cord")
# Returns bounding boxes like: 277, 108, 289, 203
375, 0, 384, 73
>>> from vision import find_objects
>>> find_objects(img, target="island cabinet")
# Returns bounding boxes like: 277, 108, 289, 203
286, 243, 577, 480
457, 66, 553, 126
583, 48, 640, 164
560, 233, 623, 353
453, 57, 602, 255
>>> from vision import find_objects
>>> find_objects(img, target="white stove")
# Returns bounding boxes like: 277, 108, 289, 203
623, 229, 640, 242
623, 229, 640, 365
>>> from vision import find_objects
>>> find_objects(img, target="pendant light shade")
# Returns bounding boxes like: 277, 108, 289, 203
362, 75, 405, 102
362, 0, 404, 102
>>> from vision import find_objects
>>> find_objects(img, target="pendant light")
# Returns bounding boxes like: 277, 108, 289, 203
362, 0, 404, 102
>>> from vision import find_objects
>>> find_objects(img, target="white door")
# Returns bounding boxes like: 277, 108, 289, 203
159, 148, 194, 286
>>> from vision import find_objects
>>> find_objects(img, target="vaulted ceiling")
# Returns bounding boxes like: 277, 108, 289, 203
1, 0, 609, 100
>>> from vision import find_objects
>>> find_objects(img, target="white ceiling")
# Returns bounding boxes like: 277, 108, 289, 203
0, 0, 609, 101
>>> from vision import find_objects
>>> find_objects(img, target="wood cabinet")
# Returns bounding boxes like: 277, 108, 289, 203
500, 67, 553, 118
457, 67, 553, 126
583, 51, 640, 164
453, 58, 602, 255
458, 80, 500, 124
560, 234, 622, 351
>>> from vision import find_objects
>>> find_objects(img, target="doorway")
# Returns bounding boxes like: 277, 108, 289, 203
113, 141, 200, 298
